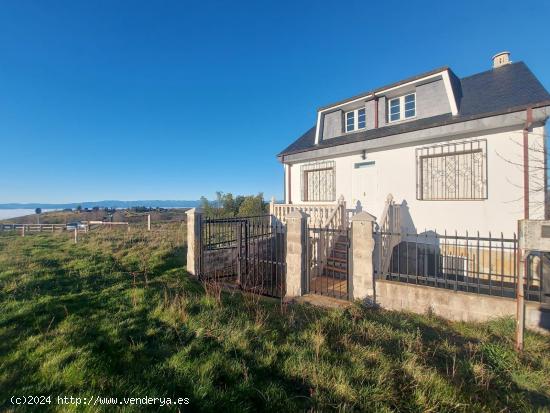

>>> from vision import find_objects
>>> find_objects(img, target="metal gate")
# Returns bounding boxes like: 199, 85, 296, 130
199, 215, 285, 298
306, 226, 350, 300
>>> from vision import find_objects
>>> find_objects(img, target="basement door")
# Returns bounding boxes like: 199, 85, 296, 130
351, 160, 378, 213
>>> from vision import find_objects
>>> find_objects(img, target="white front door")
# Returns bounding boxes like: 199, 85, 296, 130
351, 160, 378, 214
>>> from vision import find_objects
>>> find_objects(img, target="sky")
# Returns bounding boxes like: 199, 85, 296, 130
1, 0, 549, 203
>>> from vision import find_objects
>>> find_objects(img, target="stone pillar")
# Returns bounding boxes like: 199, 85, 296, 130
351, 212, 376, 302
285, 210, 307, 299
185, 208, 203, 277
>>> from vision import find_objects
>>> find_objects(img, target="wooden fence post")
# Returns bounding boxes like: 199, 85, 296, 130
74, 228, 78, 244
148, 214, 151, 231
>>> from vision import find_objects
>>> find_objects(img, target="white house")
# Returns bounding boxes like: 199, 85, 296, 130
277, 53, 550, 237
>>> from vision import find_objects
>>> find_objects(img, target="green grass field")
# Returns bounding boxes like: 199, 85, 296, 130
1, 225, 549, 412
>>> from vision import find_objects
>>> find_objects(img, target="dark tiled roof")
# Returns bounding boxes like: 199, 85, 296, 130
317, 66, 450, 111
458, 62, 550, 115
280, 126, 316, 155
279, 62, 550, 158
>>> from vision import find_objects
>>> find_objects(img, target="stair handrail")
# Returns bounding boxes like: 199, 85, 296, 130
379, 194, 394, 233
323, 195, 346, 231
378, 194, 402, 276
314, 195, 346, 279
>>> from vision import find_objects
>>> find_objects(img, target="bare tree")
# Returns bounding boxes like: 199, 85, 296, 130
495, 114, 548, 219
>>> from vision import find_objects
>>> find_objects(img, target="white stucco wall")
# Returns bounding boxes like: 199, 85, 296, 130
286, 125, 546, 237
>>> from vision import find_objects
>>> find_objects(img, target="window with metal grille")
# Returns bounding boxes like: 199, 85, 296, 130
301, 161, 336, 202
416, 140, 488, 200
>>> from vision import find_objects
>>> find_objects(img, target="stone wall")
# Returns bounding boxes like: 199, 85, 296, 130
376, 280, 549, 334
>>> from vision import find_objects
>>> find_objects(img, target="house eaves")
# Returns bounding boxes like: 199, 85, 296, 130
279, 62, 550, 161
316, 66, 451, 112
280, 103, 550, 164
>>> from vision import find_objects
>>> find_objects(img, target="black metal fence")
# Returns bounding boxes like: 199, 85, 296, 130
199, 215, 285, 298
306, 226, 350, 300
374, 230, 544, 302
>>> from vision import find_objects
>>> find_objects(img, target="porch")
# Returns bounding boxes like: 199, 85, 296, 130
186, 199, 549, 333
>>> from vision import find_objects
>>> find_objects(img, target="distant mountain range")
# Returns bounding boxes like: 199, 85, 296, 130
0, 200, 201, 209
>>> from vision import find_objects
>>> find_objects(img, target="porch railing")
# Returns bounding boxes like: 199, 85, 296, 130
270, 196, 346, 228
377, 194, 402, 275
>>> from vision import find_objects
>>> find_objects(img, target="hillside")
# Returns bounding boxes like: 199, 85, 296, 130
0, 200, 200, 210
0, 208, 188, 225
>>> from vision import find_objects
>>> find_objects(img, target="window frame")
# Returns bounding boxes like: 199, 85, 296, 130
300, 161, 336, 202
344, 107, 367, 133
416, 139, 488, 201
388, 92, 416, 123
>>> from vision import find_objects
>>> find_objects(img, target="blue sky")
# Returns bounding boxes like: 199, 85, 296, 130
1, 0, 549, 203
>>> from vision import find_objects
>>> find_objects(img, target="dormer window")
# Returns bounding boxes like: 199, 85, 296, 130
345, 108, 366, 132
389, 93, 416, 122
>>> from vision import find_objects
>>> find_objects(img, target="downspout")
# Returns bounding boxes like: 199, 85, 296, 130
283, 157, 287, 204
545, 121, 549, 220
373, 94, 379, 129
523, 107, 533, 219
287, 164, 292, 204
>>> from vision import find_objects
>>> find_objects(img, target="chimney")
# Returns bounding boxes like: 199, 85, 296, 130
492, 51, 511, 69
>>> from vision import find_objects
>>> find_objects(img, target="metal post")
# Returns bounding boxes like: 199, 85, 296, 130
236, 222, 242, 286
523, 108, 533, 220
244, 220, 249, 278
516, 220, 525, 352
516, 250, 526, 352
516, 108, 532, 352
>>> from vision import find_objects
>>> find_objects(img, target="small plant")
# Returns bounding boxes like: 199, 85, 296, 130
203, 279, 223, 306
242, 289, 268, 329
312, 322, 325, 363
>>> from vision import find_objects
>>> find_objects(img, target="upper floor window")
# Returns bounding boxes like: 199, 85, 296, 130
389, 93, 416, 122
345, 108, 366, 132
